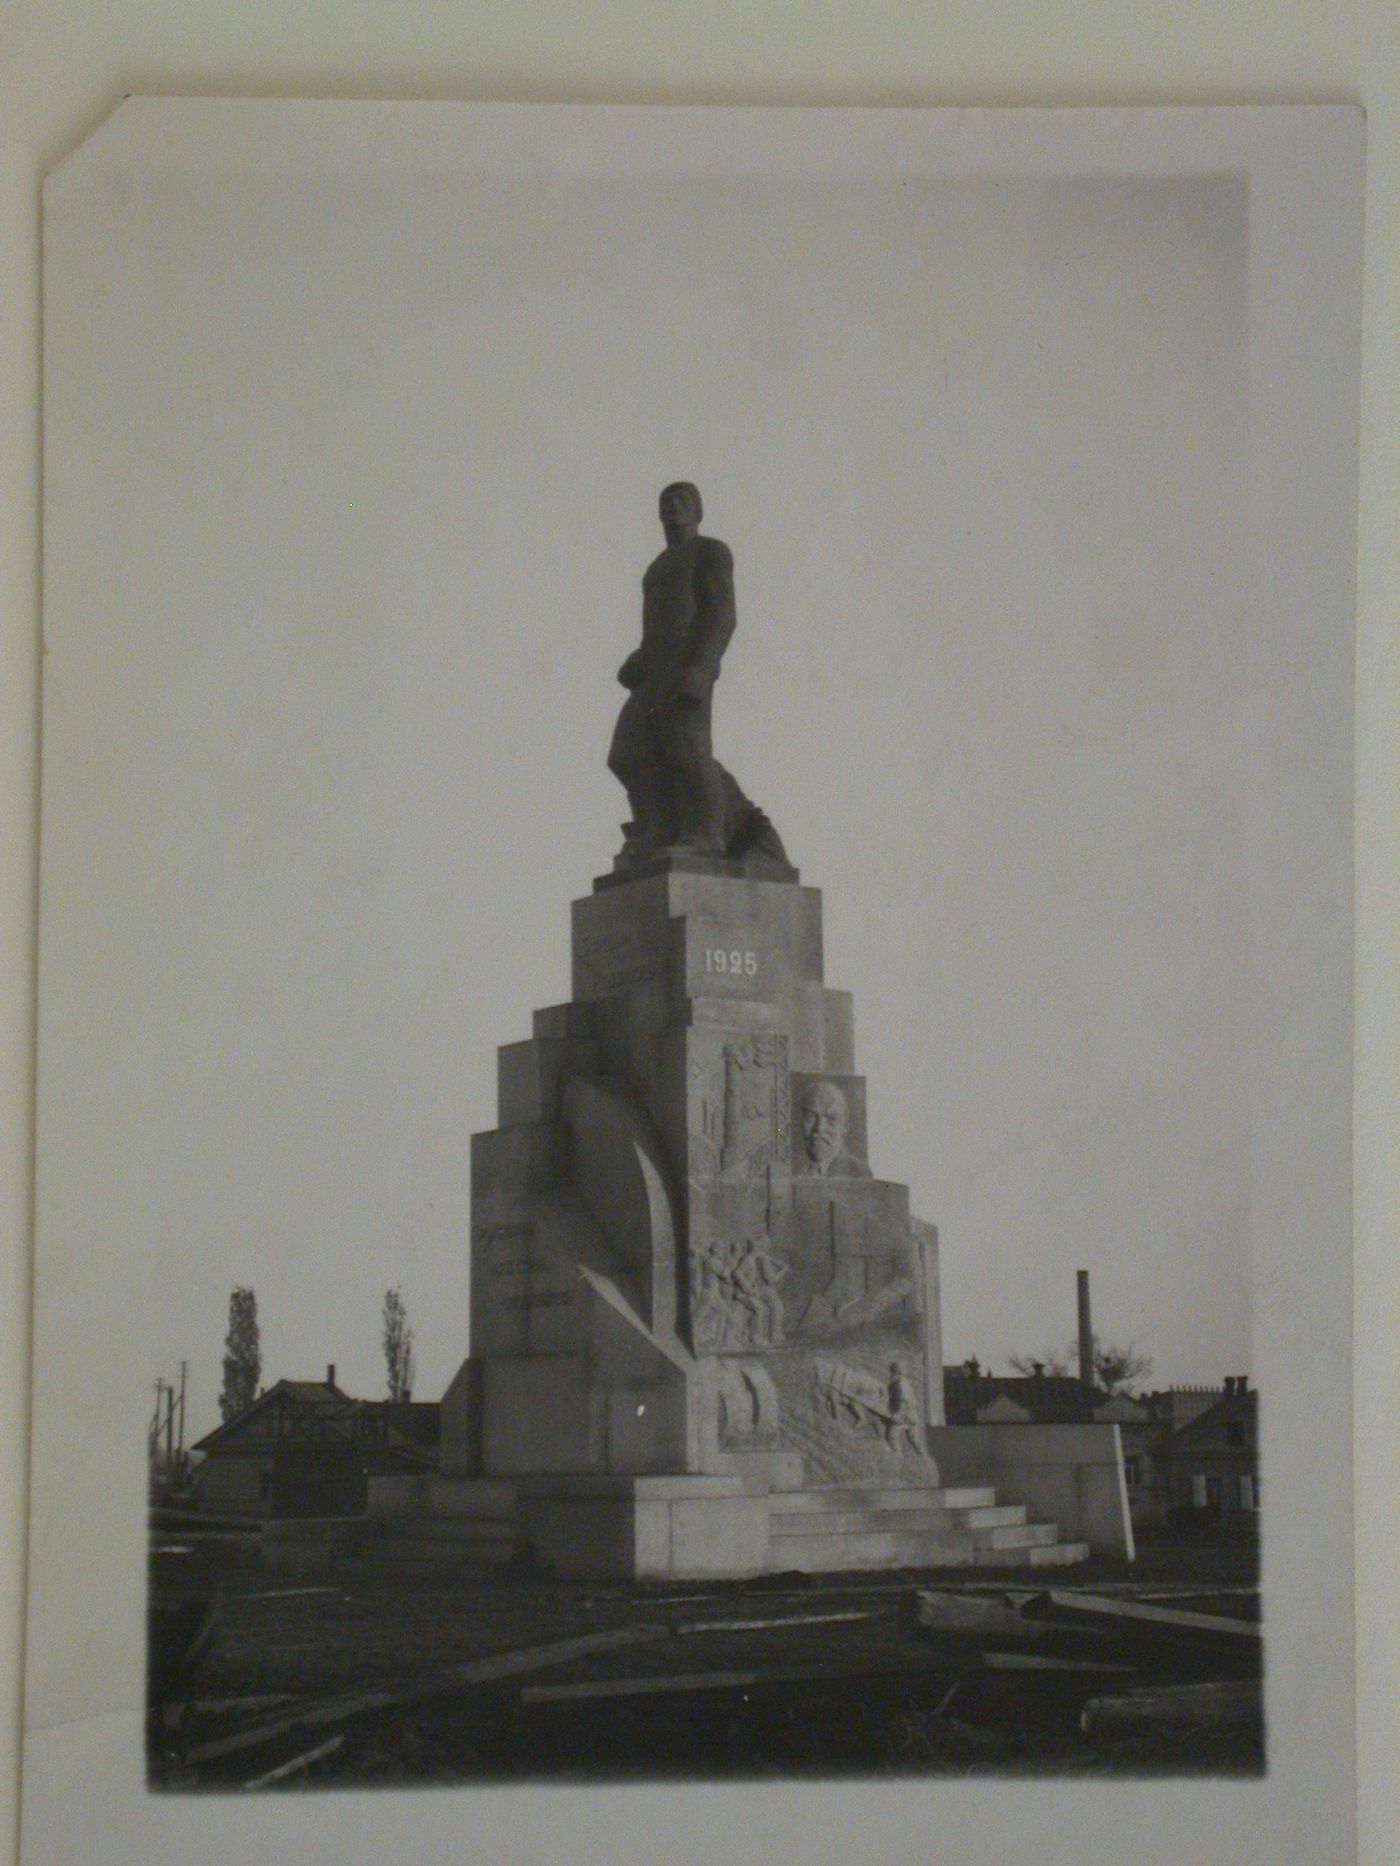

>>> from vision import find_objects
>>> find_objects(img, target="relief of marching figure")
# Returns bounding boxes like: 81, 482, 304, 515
689, 1230, 789, 1352
813, 1355, 926, 1458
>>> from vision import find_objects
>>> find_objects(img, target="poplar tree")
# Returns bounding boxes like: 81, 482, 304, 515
382, 1287, 415, 1403
218, 1285, 261, 1421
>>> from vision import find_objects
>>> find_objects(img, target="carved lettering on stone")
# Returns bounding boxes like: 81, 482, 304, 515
574, 926, 666, 999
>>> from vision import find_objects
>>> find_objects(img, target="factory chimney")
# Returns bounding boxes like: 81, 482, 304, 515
1076, 1270, 1094, 1392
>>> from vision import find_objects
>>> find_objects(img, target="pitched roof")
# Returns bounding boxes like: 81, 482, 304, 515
1169, 1384, 1257, 1447
943, 1370, 1097, 1426
191, 1377, 346, 1453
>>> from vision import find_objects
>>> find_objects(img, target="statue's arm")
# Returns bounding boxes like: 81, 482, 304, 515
677, 538, 736, 697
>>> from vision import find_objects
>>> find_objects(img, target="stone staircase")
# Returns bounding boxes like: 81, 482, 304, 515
365, 1477, 1090, 1576
767, 1484, 1090, 1573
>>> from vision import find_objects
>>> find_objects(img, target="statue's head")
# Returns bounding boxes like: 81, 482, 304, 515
658, 481, 703, 531
800, 1080, 849, 1167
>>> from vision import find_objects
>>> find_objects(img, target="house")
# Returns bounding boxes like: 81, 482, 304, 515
191, 1366, 440, 1518
1093, 1389, 1172, 1527
943, 1359, 1096, 1427
1163, 1376, 1259, 1522
943, 1361, 1184, 1529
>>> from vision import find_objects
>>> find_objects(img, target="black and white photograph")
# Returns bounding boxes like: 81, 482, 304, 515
20, 98, 1364, 1862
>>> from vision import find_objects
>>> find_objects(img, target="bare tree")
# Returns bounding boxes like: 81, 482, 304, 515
218, 1286, 261, 1422
1007, 1348, 1072, 1378
382, 1287, 415, 1403
1005, 1336, 1153, 1396
1091, 1339, 1153, 1397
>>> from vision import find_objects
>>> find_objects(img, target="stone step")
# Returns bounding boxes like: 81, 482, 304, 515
769, 1529, 980, 1572
972, 1539, 1091, 1569
770, 1507, 956, 1538
769, 1526, 1091, 1574
768, 1486, 992, 1515
968, 1521, 1060, 1551
947, 1504, 1029, 1530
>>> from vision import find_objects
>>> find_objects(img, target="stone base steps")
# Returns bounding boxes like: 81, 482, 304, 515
768, 1485, 996, 1514
363, 1478, 1092, 1577
767, 1483, 1090, 1574
976, 1539, 1092, 1568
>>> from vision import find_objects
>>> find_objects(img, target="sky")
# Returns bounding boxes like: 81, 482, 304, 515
38, 115, 1254, 1442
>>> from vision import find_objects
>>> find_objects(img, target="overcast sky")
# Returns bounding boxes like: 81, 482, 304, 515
40, 112, 1253, 1440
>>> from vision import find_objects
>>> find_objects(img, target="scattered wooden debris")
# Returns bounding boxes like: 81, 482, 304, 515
188, 1693, 299, 1716
917, 1591, 1034, 1638
916, 1590, 1109, 1643
232, 1587, 342, 1603
980, 1653, 1135, 1674
521, 1646, 1129, 1706
1041, 1590, 1261, 1641
239, 1734, 344, 1790
675, 1609, 876, 1636
1081, 1679, 1263, 1741
525, 1668, 776, 1703
180, 1623, 667, 1768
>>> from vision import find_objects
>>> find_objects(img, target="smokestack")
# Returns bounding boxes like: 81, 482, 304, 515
1077, 1270, 1094, 1390
326, 1363, 336, 1390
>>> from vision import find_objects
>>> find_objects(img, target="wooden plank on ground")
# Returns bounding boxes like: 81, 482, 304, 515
981, 1653, 1135, 1674
1081, 1679, 1263, 1739
521, 1647, 1132, 1706
240, 1734, 344, 1789
180, 1624, 667, 1765
189, 1693, 299, 1715
675, 1610, 875, 1635
232, 1588, 342, 1603
1042, 1590, 1261, 1640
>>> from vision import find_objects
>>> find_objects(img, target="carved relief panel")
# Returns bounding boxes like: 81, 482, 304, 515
785, 1179, 916, 1341
687, 1032, 789, 1182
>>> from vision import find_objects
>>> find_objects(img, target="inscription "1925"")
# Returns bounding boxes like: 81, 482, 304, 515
704, 947, 758, 977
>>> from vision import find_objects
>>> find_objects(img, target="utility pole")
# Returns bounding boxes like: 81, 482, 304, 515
165, 1383, 176, 1475
177, 1360, 188, 1463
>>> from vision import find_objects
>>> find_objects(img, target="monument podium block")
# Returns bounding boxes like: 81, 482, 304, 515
441, 853, 958, 1572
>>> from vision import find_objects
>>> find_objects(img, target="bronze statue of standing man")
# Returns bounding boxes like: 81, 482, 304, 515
608, 483, 789, 871
608, 482, 733, 858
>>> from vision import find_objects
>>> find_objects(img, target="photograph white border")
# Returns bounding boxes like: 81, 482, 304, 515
14, 98, 1370, 1866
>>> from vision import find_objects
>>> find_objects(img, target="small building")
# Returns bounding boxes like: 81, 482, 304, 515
192, 1367, 439, 1518
1163, 1376, 1260, 1522
943, 1362, 1181, 1529
1093, 1390, 1172, 1527
943, 1360, 1096, 1427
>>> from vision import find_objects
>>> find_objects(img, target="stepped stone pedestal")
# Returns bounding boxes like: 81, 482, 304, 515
438, 850, 976, 1577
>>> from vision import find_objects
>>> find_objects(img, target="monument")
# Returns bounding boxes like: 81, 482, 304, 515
436, 486, 1094, 1577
